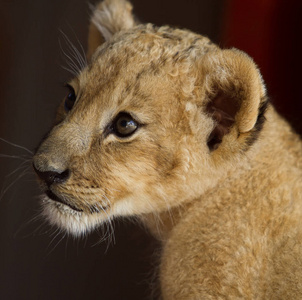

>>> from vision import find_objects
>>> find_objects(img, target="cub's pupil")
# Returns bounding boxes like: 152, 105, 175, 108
120, 120, 128, 127
68, 92, 75, 100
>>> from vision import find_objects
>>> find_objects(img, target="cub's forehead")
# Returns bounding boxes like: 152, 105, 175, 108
74, 24, 216, 116
81, 24, 215, 83
92, 24, 213, 58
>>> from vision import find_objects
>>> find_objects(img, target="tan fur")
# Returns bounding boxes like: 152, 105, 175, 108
33, 1, 302, 298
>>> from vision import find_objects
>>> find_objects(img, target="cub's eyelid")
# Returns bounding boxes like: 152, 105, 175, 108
64, 83, 76, 93
118, 111, 146, 126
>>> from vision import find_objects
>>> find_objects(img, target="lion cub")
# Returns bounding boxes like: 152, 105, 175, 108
33, 0, 302, 298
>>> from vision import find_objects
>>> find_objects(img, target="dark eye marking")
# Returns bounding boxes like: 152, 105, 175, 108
108, 112, 139, 138
64, 84, 77, 112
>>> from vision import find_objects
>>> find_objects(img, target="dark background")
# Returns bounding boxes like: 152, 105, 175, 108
0, 0, 300, 299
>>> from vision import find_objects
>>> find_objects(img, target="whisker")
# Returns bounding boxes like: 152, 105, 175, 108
59, 30, 87, 72
0, 137, 33, 155
64, 33, 86, 70
14, 210, 44, 239
0, 166, 32, 201
67, 23, 88, 67
61, 65, 78, 76
48, 226, 60, 239
59, 32, 83, 69
6, 159, 32, 179
47, 231, 66, 256
0, 154, 31, 161
59, 39, 81, 76
64, 235, 69, 259
94, 227, 104, 246
93, 223, 111, 249
83, 232, 89, 248
99, 195, 116, 248
90, 199, 115, 250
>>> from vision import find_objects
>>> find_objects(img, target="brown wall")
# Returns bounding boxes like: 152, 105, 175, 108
223, 0, 302, 134
0, 1, 224, 299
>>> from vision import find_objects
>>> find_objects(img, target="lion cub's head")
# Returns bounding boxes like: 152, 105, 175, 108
33, 0, 267, 235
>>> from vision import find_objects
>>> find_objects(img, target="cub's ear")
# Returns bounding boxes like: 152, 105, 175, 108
199, 49, 268, 152
87, 0, 137, 60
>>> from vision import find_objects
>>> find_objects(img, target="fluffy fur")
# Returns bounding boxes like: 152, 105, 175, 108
33, 0, 302, 298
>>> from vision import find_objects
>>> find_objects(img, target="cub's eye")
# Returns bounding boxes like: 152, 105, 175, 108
112, 113, 138, 137
64, 85, 76, 112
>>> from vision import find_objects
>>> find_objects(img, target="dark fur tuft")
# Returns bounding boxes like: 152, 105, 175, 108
244, 97, 269, 149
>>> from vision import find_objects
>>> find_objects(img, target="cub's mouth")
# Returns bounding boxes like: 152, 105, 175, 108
45, 190, 83, 212
42, 188, 112, 236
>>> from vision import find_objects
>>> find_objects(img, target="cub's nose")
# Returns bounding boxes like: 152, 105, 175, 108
33, 165, 70, 186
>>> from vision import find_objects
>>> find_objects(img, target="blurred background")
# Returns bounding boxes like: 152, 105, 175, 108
0, 0, 301, 299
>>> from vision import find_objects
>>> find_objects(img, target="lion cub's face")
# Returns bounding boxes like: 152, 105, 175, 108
33, 25, 218, 235
33, 2, 266, 235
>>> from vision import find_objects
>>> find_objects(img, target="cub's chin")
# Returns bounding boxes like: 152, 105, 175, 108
41, 195, 109, 236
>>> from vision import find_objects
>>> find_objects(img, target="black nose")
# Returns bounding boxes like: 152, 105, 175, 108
33, 165, 70, 186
